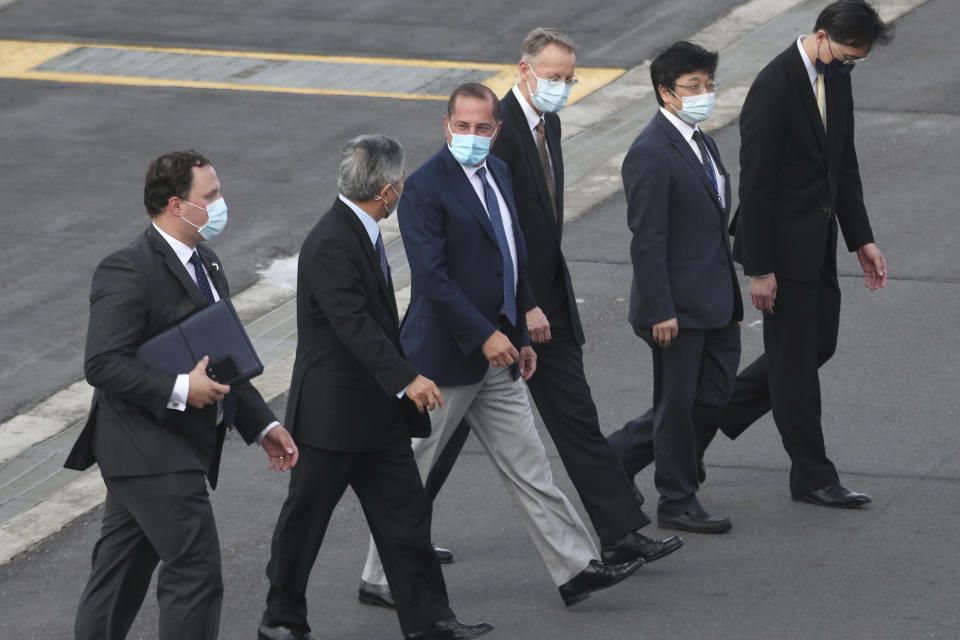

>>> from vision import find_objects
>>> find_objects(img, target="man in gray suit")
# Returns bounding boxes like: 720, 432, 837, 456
606, 42, 743, 534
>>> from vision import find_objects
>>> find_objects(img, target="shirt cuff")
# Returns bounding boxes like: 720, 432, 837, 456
257, 421, 281, 446
396, 385, 408, 399
167, 374, 190, 411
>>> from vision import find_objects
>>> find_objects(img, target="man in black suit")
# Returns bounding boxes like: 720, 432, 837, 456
66, 150, 299, 640
257, 136, 491, 640
705, 0, 892, 508
422, 28, 681, 565
605, 42, 743, 534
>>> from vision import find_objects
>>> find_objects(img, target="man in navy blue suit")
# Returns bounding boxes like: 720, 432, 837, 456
359, 83, 642, 609
606, 42, 743, 534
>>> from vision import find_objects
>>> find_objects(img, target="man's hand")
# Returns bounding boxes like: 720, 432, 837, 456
261, 425, 299, 471
857, 242, 887, 291
405, 375, 445, 413
519, 346, 537, 380
750, 274, 777, 314
526, 307, 552, 343
187, 356, 230, 409
482, 330, 519, 367
652, 317, 679, 347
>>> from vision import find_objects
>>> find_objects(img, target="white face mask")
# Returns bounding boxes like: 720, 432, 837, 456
670, 90, 716, 125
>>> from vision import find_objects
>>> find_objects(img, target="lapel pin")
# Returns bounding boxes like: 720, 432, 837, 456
211, 262, 219, 272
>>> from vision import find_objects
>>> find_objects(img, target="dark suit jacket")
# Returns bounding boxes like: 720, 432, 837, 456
64, 226, 275, 489
285, 199, 428, 451
623, 111, 743, 331
732, 42, 875, 279
399, 145, 535, 386
491, 90, 584, 344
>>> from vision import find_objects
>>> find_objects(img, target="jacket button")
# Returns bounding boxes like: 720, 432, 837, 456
821, 205, 830, 214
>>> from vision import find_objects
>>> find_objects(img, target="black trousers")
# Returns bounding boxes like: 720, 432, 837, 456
716, 255, 842, 496
262, 440, 452, 636
425, 309, 650, 546
607, 322, 741, 516
74, 471, 222, 640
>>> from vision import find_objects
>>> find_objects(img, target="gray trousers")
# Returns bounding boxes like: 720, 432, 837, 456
362, 363, 597, 588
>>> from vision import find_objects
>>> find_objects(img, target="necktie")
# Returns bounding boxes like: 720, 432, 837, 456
189, 252, 237, 428
816, 73, 826, 127
535, 120, 558, 221
374, 232, 389, 284
475, 166, 517, 326
691, 130, 720, 198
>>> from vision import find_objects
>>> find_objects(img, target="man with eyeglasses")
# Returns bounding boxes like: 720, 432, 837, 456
415, 27, 682, 570
702, 0, 893, 509
606, 41, 742, 534
358, 82, 643, 612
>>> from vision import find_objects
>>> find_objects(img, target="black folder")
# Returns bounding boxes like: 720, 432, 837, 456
135, 299, 264, 384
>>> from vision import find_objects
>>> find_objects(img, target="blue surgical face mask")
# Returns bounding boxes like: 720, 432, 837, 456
182, 197, 228, 240
525, 66, 572, 113
670, 89, 716, 125
447, 123, 492, 166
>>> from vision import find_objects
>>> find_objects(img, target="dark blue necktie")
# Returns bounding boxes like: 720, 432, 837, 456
475, 166, 517, 326
189, 252, 237, 428
374, 232, 389, 284
692, 130, 720, 198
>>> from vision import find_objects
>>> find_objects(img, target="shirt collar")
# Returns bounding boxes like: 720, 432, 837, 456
338, 194, 381, 247
659, 105, 699, 143
460, 158, 489, 182
152, 222, 197, 267
798, 35, 818, 86
511, 83, 543, 132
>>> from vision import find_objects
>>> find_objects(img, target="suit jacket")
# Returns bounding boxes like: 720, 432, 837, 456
731, 42, 875, 279
399, 145, 535, 386
64, 226, 275, 489
491, 89, 584, 344
285, 199, 428, 451
623, 111, 743, 331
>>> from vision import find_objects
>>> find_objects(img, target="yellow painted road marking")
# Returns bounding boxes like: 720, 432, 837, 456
0, 39, 624, 104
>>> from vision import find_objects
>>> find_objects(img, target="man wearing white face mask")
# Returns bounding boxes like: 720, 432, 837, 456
67, 150, 299, 640
420, 28, 682, 568
606, 42, 743, 534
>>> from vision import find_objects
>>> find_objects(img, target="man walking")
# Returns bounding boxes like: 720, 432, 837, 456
705, 0, 892, 508
257, 136, 492, 640
606, 42, 743, 534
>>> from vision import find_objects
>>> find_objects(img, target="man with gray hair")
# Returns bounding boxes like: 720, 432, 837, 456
257, 135, 492, 640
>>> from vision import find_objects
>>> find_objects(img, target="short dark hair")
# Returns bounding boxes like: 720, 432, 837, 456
447, 82, 500, 122
143, 150, 211, 217
814, 0, 893, 48
649, 41, 718, 107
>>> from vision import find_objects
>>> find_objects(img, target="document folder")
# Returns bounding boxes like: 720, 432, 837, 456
135, 299, 264, 384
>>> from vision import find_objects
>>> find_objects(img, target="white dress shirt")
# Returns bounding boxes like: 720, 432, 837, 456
152, 223, 279, 441
797, 36, 822, 101
658, 106, 726, 208
459, 160, 519, 297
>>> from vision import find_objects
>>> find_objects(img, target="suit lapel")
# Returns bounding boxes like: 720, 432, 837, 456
334, 200, 397, 323
504, 91, 560, 238
439, 146, 499, 247
146, 226, 210, 308
787, 45, 828, 156
196, 245, 229, 299
702, 133, 732, 216
656, 113, 724, 213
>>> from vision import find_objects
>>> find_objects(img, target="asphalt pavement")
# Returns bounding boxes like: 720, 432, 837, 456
1, 0, 959, 638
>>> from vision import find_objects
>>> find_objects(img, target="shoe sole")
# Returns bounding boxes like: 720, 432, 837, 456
358, 593, 396, 609
657, 519, 731, 534
562, 560, 645, 607
793, 496, 871, 509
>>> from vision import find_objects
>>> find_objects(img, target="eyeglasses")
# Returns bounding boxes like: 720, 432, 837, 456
448, 121, 496, 136
673, 81, 719, 94
528, 63, 578, 88
827, 35, 868, 66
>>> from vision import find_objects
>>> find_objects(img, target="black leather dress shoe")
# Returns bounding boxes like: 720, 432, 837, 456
358, 580, 395, 609
257, 623, 314, 640
601, 531, 684, 564
404, 617, 494, 639
433, 543, 454, 564
794, 484, 871, 508
658, 506, 731, 534
558, 558, 644, 607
